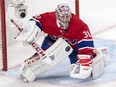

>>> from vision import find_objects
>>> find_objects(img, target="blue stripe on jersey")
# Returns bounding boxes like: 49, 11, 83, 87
36, 21, 43, 30
77, 40, 94, 49
29, 19, 43, 31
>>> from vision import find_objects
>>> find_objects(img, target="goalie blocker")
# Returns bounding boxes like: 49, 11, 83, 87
20, 38, 73, 82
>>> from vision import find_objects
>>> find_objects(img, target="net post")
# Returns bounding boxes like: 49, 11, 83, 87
75, 0, 79, 17
1, 0, 7, 71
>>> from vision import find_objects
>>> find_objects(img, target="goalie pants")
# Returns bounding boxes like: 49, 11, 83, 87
41, 35, 78, 64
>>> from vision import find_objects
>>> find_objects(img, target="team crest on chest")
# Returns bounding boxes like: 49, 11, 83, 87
50, 35, 77, 45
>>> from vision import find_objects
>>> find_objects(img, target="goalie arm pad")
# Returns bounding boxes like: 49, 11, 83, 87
17, 21, 41, 45
20, 38, 73, 82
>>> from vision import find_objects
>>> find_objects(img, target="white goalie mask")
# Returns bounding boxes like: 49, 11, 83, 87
55, 3, 72, 29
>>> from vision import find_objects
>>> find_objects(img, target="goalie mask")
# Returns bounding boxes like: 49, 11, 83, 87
55, 3, 72, 29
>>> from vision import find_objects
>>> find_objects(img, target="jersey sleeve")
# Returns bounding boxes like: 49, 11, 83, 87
76, 23, 94, 55
29, 15, 43, 31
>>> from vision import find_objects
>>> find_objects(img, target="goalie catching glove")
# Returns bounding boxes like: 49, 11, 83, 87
69, 47, 108, 79
70, 55, 92, 79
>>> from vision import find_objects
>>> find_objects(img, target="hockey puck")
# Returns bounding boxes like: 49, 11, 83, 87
65, 46, 70, 52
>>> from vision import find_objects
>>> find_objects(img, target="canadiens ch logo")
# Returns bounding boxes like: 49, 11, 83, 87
50, 35, 77, 45
65, 39, 77, 45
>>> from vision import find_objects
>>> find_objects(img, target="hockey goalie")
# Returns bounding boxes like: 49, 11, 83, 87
16, 3, 108, 82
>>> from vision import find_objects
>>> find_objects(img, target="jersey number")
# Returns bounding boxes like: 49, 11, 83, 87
83, 31, 91, 38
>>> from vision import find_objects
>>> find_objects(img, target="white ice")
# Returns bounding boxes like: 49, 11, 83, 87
1, 0, 116, 87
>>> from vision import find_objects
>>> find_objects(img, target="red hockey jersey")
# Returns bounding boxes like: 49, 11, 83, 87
31, 12, 94, 55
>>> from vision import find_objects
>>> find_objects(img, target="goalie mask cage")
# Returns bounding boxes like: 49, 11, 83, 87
0, 0, 79, 71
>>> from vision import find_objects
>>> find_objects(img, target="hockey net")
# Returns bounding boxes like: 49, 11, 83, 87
0, 0, 79, 71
